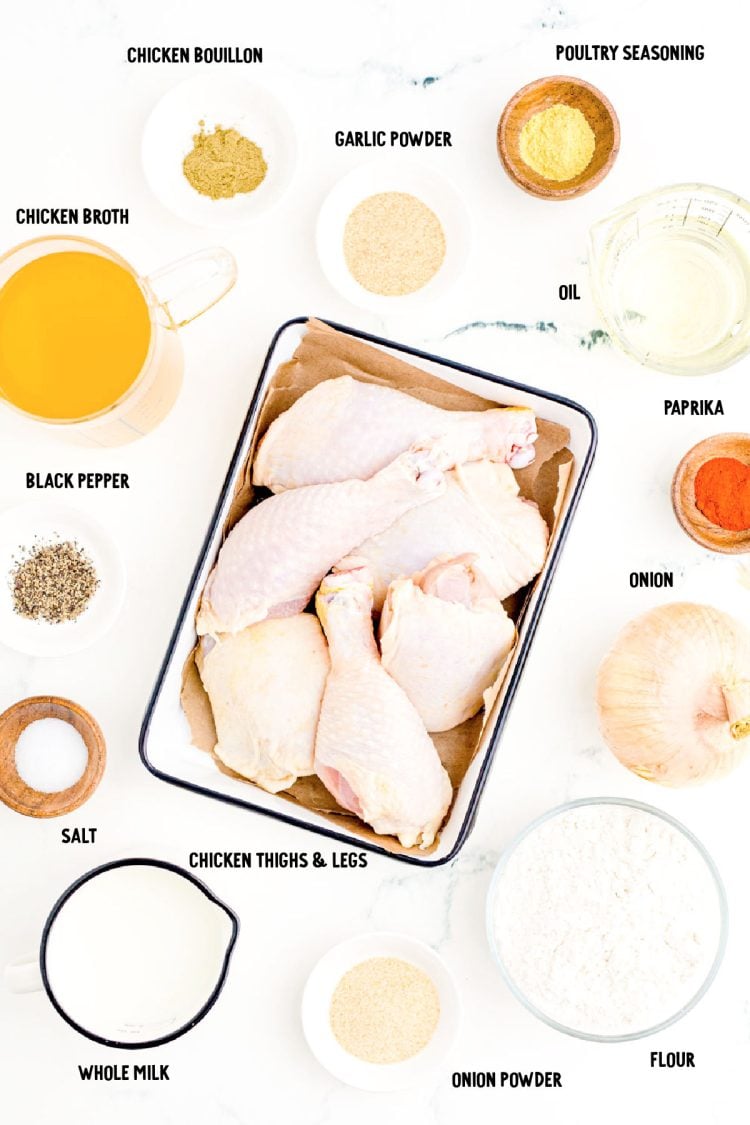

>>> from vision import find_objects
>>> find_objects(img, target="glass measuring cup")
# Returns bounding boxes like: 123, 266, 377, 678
0, 236, 236, 444
589, 184, 750, 375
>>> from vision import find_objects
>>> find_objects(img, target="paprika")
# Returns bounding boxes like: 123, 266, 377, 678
694, 457, 750, 531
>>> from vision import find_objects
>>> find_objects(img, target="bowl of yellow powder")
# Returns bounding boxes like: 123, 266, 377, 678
316, 160, 471, 312
497, 76, 619, 200
301, 932, 460, 1090
142, 76, 297, 227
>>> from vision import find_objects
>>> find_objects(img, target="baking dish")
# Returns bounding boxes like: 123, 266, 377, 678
139, 317, 597, 865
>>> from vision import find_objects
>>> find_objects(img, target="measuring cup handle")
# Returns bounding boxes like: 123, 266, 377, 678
146, 248, 237, 329
5, 954, 43, 994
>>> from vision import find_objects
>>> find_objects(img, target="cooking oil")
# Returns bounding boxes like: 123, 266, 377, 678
589, 185, 750, 375
612, 225, 750, 366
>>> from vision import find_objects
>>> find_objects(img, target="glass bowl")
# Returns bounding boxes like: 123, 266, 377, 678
485, 796, 728, 1042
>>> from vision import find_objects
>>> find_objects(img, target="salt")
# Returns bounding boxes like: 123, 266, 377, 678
14, 718, 88, 793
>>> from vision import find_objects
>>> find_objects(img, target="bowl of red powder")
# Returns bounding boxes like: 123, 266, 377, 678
672, 434, 750, 553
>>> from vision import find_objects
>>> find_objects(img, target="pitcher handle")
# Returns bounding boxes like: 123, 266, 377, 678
5, 954, 43, 994
146, 247, 237, 329
587, 215, 613, 266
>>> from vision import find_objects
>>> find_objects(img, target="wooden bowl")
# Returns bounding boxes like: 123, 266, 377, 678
497, 76, 620, 200
0, 696, 106, 817
672, 434, 750, 553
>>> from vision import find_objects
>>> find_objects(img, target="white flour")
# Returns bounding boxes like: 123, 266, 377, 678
492, 803, 722, 1037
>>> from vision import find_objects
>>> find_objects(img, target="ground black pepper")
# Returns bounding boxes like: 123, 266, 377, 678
10, 539, 99, 623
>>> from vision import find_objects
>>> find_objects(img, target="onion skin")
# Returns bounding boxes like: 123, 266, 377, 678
596, 603, 750, 787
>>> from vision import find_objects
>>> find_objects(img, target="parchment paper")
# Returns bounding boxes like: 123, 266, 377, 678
182, 319, 572, 856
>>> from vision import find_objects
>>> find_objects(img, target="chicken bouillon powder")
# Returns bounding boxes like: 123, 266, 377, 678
183, 122, 267, 200
329, 956, 440, 1064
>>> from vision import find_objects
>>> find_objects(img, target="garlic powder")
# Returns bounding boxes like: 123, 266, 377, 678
343, 192, 445, 296
492, 803, 722, 1037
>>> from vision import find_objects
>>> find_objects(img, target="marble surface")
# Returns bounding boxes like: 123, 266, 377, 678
1, 0, 749, 1122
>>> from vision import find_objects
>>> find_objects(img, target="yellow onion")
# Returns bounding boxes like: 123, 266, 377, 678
597, 602, 750, 786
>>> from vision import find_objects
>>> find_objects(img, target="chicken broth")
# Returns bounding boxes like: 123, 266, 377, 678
0, 251, 151, 421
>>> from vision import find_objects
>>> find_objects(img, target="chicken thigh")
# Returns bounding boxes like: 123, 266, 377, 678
314, 565, 453, 849
197, 615, 330, 793
348, 460, 549, 611
253, 376, 538, 490
379, 555, 516, 731
197, 443, 448, 637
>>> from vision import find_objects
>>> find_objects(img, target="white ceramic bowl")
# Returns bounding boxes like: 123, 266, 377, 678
142, 76, 297, 227
301, 932, 460, 1090
0, 502, 126, 657
316, 160, 471, 313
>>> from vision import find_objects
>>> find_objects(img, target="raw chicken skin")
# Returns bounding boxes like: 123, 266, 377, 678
197, 615, 330, 793
314, 566, 453, 849
348, 460, 549, 611
196, 444, 449, 637
253, 376, 538, 490
379, 555, 517, 731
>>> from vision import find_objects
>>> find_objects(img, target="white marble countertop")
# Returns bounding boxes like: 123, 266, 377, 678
2, 1, 750, 1122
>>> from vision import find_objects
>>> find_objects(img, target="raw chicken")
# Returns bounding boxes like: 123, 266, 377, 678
379, 555, 516, 731
196, 443, 449, 637
197, 615, 330, 793
253, 375, 538, 490
314, 565, 453, 849
348, 461, 549, 611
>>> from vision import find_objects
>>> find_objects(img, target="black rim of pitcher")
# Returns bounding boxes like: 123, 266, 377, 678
39, 856, 240, 1049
